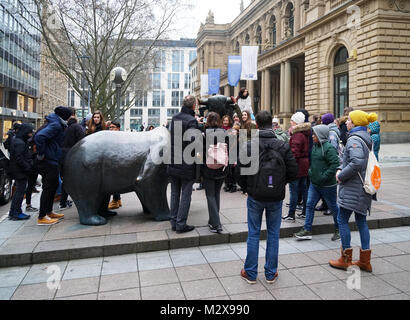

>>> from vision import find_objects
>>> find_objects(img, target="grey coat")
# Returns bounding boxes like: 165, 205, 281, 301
337, 130, 372, 216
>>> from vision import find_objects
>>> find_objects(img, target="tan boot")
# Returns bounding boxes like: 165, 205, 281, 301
329, 248, 353, 271
108, 200, 120, 210
352, 249, 373, 273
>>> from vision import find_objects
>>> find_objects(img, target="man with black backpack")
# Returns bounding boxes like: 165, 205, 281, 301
237, 111, 298, 285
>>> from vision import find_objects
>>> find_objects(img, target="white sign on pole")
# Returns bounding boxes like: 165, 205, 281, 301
240, 46, 259, 80
201, 74, 209, 96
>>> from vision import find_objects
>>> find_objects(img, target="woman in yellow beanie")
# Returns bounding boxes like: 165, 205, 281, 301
329, 110, 377, 273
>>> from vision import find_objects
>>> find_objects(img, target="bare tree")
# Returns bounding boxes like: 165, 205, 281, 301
27, 0, 184, 120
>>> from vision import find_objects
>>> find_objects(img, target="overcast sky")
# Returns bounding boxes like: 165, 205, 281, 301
170, 0, 252, 39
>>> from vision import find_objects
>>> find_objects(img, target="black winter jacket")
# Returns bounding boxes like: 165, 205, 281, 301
62, 118, 85, 157
8, 124, 34, 180
237, 129, 298, 202
167, 106, 200, 180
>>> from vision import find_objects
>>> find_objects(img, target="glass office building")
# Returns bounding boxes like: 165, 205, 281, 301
0, 0, 40, 140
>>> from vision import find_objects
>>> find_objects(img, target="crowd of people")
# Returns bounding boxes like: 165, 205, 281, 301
4, 87, 381, 284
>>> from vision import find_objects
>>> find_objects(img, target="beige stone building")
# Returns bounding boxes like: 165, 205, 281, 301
38, 38, 68, 125
195, 0, 410, 143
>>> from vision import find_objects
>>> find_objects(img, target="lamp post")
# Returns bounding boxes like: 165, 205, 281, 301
110, 67, 128, 122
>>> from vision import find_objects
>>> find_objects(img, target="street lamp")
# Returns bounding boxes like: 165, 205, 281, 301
110, 67, 128, 122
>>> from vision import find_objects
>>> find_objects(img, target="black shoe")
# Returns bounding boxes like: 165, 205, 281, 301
99, 210, 118, 218
315, 203, 327, 212
323, 210, 333, 216
176, 225, 195, 234
297, 212, 306, 219
223, 185, 229, 192
210, 225, 223, 234
282, 215, 296, 222
229, 186, 237, 193
196, 186, 204, 191
296, 204, 303, 211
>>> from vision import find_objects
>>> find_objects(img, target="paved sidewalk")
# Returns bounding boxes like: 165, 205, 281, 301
0, 166, 409, 267
1, 227, 410, 300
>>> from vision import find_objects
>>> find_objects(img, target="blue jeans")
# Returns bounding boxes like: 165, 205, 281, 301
244, 196, 282, 281
289, 177, 308, 216
304, 184, 339, 232
338, 207, 370, 250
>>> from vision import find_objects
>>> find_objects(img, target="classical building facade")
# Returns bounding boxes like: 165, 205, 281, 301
195, 0, 410, 143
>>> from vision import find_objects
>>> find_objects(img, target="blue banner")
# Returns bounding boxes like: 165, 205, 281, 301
208, 69, 220, 95
228, 56, 242, 87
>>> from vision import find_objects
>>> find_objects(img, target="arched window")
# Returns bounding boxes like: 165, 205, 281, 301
256, 26, 262, 53
234, 41, 240, 54
334, 46, 349, 117
284, 2, 294, 38
245, 34, 250, 45
270, 16, 277, 47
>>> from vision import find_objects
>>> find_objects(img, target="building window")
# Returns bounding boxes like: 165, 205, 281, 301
256, 26, 262, 53
270, 16, 277, 46
135, 91, 147, 107
171, 91, 184, 107
167, 108, 179, 117
130, 109, 143, 117
284, 3, 294, 39
152, 73, 161, 89
185, 73, 190, 90
152, 90, 165, 107
148, 109, 161, 116
172, 50, 184, 72
334, 47, 349, 118
168, 73, 180, 89
130, 119, 142, 131
189, 50, 197, 63
154, 50, 166, 72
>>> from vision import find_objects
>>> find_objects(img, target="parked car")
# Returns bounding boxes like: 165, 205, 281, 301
0, 144, 12, 205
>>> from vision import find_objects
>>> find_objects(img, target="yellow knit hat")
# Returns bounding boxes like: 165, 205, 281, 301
349, 111, 378, 127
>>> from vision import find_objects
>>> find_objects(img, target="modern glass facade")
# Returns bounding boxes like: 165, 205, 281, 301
0, 0, 40, 138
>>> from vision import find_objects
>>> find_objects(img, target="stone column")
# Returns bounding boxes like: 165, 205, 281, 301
284, 60, 292, 114
224, 85, 230, 97
210, 43, 215, 69
260, 71, 265, 110
264, 69, 271, 112
280, 62, 285, 113
247, 80, 255, 113
234, 83, 240, 97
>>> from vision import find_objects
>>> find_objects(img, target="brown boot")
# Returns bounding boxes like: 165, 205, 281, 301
329, 248, 353, 271
352, 249, 373, 273
108, 200, 120, 210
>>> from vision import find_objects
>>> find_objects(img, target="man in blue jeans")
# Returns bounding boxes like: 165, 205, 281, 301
237, 111, 298, 284
295, 125, 341, 241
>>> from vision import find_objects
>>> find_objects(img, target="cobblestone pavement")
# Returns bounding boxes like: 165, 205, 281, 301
1, 227, 410, 300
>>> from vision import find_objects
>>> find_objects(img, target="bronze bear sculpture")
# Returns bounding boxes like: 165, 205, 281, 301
63, 127, 171, 226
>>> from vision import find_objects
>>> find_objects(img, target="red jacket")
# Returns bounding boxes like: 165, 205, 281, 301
289, 123, 311, 178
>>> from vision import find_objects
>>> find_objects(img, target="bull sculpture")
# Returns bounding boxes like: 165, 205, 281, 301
198, 95, 242, 119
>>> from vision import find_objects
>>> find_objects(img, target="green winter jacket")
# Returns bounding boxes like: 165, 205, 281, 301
309, 125, 340, 187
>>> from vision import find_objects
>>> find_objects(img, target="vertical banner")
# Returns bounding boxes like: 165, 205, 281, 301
208, 69, 221, 95
200, 74, 209, 96
240, 46, 259, 80
228, 56, 242, 87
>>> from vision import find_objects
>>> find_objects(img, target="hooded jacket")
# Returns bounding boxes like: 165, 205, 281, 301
289, 122, 311, 178
337, 128, 373, 215
309, 125, 340, 187
8, 124, 34, 180
368, 121, 380, 161
34, 113, 67, 166
339, 116, 349, 146
328, 123, 341, 150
